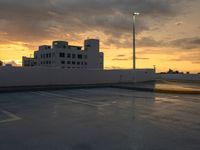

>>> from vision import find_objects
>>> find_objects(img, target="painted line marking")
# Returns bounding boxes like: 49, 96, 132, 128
32, 91, 108, 107
0, 109, 22, 124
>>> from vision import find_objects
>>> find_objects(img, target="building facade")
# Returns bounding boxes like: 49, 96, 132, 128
22, 39, 104, 69
22, 57, 35, 67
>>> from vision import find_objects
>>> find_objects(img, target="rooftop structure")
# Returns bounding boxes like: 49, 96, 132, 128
22, 39, 104, 69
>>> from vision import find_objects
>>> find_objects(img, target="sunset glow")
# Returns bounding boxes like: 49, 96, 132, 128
0, 0, 199, 73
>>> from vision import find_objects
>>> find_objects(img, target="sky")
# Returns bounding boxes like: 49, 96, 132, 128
0, 0, 199, 73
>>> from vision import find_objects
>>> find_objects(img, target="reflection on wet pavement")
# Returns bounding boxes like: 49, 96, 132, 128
156, 81, 200, 92
0, 88, 200, 150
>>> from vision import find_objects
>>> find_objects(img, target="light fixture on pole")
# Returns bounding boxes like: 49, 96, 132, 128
132, 12, 139, 70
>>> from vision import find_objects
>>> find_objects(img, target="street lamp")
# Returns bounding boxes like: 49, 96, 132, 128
132, 12, 139, 70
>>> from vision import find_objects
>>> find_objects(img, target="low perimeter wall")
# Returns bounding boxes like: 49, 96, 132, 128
0, 67, 155, 88
157, 74, 200, 82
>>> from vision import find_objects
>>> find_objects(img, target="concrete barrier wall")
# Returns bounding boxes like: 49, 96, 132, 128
0, 67, 156, 87
157, 74, 200, 82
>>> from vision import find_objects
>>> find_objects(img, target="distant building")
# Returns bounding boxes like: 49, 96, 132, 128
22, 57, 35, 67
22, 39, 104, 69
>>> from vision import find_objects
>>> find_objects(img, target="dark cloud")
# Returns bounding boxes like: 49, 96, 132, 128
163, 51, 200, 64
103, 34, 163, 49
137, 37, 163, 47
170, 37, 200, 49
105, 36, 163, 49
112, 54, 149, 61
104, 34, 132, 48
135, 36, 200, 50
117, 54, 126, 57
112, 54, 129, 61
104, 34, 165, 49
137, 57, 149, 60
0, 0, 181, 43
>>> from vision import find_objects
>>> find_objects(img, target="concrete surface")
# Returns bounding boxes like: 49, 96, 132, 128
0, 88, 200, 150
113, 81, 200, 94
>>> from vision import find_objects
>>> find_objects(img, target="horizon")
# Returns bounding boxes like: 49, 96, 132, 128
0, 0, 200, 73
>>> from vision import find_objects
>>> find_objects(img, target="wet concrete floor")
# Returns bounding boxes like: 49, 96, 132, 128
0, 88, 200, 150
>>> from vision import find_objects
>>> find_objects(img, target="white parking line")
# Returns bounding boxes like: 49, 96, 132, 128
0, 109, 22, 124
32, 91, 108, 107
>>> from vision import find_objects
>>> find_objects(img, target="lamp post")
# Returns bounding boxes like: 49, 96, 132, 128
133, 12, 139, 70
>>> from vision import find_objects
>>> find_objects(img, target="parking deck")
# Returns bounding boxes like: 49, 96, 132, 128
0, 88, 200, 150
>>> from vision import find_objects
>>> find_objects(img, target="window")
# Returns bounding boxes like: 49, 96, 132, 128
72, 54, 76, 59
61, 61, 65, 64
77, 62, 80, 65
85, 55, 87, 59
86, 44, 91, 47
67, 61, 71, 64
49, 53, 51, 58
46, 54, 48, 58
46, 61, 49, 64
85, 62, 87, 65
72, 61, 75, 65
52, 53, 55, 57
81, 62, 84, 65
59, 53, 65, 58
78, 54, 82, 59
67, 53, 71, 58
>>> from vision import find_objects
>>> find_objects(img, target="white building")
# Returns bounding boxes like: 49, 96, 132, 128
23, 39, 104, 69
